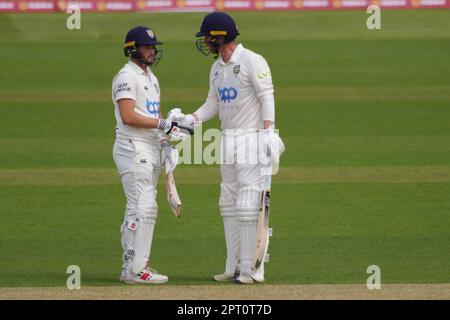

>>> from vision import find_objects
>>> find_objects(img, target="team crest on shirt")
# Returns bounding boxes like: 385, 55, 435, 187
233, 65, 240, 75
147, 30, 155, 39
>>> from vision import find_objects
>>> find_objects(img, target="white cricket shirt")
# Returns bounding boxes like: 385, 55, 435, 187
112, 61, 161, 143
197, 44, 274, 131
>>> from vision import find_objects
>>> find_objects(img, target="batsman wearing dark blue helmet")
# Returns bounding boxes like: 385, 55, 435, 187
195, 11, 240, 58
112, 26, 193, 284
168, 12, 285, 284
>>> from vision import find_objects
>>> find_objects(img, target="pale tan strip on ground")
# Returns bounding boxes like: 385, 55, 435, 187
0, 284, 449, 300
1, 166, 450, 186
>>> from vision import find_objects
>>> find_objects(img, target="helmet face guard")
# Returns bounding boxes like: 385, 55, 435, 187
195, 12, 239, 58
195, 33, 225, 57
195, 38, 210, 56
151, 48, 163, 66
124, 26, 163, 66
124, 42, 163, 66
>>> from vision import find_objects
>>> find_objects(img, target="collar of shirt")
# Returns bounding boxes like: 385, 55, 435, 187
219, 43, 244, 66
127, 60, 151, 76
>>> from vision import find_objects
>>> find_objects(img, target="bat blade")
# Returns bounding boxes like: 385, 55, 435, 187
252, 189, 270, 270
166, 170, 181, 218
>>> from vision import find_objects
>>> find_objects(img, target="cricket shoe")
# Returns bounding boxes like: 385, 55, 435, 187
235, 274, 265, 285
213, 271, 239, 282
120, 267, 168, 284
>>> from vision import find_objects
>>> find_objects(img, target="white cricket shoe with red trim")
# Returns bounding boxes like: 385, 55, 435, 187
120, 267, 168, 284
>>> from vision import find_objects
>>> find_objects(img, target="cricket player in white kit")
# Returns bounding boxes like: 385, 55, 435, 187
112, 26, 191, 284
169, 12, 284, 284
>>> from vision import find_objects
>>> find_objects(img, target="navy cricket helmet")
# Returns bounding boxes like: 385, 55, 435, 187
124, 26, 163, 65
195, 12, 239, 57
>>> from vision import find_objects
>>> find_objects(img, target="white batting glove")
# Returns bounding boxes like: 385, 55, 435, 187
161, 139, 179, 175
157, 118, 190, 141
167, 107, 185, 121
265, 128, 285, 165
167, 107, 195, 126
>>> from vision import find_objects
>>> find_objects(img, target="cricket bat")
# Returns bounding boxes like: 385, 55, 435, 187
166, 170, 182, 218
252, 174, 271, 270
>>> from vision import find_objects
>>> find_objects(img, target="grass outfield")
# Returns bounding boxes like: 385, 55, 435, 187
0, 10, 449, 288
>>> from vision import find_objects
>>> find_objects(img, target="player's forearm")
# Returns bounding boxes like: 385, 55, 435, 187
121, 111, 160, 129
260, 94, 275, 129
193, 99, 218, 123
118, 99, 159, 128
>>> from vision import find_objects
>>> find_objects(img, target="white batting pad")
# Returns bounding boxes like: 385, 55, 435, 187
239, 219, 258, 275
222, 216, 240, 276
236, 186, 261, 275
131, 187, 158, 274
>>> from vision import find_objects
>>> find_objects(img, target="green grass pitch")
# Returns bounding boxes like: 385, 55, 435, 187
0, 10, 449, 287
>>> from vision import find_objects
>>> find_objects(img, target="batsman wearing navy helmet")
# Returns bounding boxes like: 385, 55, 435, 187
168, 12, 285, 284
112, 26, 192, 284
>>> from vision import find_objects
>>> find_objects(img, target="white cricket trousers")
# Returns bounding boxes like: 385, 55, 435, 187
113, 137, 161, 275
219, 131, 268, 279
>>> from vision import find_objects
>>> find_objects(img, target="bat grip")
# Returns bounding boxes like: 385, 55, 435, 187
264, 171, 272, 190
176, 123, 194, 135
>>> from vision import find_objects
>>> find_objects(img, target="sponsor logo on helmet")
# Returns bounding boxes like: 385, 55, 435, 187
147, 29, 155, 39
218, 87, 238, 103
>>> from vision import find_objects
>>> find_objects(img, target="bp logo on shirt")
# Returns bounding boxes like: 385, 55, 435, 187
218, 87, 238, 103
146, 99, 160, 117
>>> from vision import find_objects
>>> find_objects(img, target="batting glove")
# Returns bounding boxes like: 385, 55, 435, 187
167, 107, 195, 126
157, 118, 192, 141
161, 139, 179, 175
265, 128, 285, 165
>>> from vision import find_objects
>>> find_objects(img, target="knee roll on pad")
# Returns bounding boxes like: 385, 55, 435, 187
220, 202, 235, 218
124, 204, 137, 218
137, 208, 157, 224
236, 186, 260, 218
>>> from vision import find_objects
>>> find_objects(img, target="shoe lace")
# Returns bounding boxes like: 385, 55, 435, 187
145, 266, 159, 275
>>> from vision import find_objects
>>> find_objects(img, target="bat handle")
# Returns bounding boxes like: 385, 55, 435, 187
263, 167, 272, 190
176, 122, 194, 135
